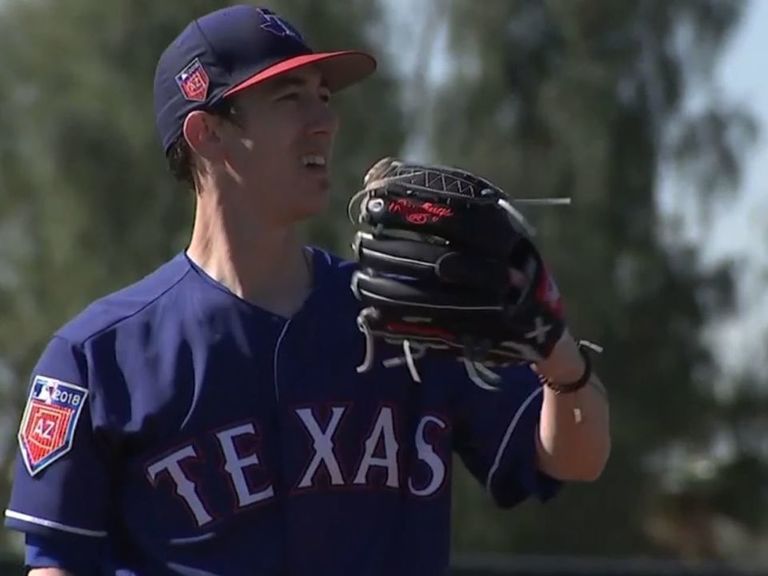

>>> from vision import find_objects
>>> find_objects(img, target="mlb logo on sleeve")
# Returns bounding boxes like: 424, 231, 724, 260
18, 375, 88, 476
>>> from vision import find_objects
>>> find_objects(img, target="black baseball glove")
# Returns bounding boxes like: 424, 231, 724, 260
348, 158, 570, 389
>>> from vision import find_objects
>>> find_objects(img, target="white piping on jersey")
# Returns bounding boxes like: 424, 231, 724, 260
168, 533, 216, 545
307, 245, 332, 267
485, 386, 543, 495
273, 318, 293, 402
4, 509, 108, 538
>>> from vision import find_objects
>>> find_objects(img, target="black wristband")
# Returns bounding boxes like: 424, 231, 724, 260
538, 343, 592, 394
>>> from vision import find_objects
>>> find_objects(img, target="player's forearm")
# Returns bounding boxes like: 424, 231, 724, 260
536, 378, 610, 481
534, 334, 611, 482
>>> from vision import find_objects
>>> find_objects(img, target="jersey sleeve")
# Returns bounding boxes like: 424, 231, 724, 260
451, 363, 561, 508
4, 335, 112, 546
24, 532, 105, 575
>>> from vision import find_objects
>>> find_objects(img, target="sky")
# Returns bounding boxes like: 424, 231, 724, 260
707, 0, 768, 263
699, 0, 768, 375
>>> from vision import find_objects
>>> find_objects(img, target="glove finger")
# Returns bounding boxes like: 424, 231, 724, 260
352, 270, 504, 316
354, 232, 509, 288
359, 307, 535, 363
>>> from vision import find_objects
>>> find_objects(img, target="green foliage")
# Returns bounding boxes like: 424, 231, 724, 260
432, 0, 761, 560
0, 0, 404, 554
0, 0, 763, 566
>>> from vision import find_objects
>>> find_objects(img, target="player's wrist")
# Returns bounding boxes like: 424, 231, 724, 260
534, 331, 585, 384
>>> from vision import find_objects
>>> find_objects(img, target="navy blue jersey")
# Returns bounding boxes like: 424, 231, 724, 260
5, 248, 559, 576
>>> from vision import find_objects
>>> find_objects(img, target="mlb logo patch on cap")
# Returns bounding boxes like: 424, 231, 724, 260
176, 58, 210, 102
18, 375, 89, 476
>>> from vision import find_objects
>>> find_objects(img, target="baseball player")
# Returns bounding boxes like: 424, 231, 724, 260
4, 5, 610, 576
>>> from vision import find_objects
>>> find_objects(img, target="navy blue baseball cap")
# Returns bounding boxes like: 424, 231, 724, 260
154, 5, 377, 153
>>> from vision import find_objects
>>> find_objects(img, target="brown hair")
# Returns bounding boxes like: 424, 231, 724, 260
165, 101, 241, 192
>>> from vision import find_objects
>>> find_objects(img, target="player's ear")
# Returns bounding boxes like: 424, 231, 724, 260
183, 111, 226, 161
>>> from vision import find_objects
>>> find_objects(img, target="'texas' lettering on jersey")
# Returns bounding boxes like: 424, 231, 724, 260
145, 405, 450, 527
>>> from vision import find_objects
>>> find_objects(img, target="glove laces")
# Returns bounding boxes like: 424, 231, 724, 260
355, 308, 430, 383
355, 307, 505, 391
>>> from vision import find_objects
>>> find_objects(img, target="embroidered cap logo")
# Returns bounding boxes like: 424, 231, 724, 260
176, 58, 210, 102
256, 8, 304, 41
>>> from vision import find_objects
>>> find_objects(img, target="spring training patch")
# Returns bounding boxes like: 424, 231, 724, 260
18, 375, 88, 477
176, 58, 209, 102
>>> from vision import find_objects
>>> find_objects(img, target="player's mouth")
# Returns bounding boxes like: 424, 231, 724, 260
301, 154, 328, 173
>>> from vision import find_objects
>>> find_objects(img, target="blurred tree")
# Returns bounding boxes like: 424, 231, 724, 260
0, 0, 404, 554
426, 0, 761, 560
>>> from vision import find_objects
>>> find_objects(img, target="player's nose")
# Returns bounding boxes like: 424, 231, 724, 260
307, 99, 339, 139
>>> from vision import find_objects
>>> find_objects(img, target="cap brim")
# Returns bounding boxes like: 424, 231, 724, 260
224, 50, 377, 97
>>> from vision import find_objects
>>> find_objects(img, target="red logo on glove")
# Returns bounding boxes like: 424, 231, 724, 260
389, 199, 454, 225
386, 322, 455, 340
407, 214, 429, 225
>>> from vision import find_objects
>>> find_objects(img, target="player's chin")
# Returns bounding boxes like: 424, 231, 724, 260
290, 184, 332, 220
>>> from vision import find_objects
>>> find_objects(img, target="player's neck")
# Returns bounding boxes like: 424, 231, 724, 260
186, 193, 312, 318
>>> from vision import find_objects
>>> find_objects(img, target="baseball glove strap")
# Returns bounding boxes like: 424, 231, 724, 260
355, 306, 504, 390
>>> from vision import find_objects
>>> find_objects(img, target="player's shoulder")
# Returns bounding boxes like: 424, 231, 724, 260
55, 252, 192, 346
309, 246, 360, 299
309, 246, 356, 280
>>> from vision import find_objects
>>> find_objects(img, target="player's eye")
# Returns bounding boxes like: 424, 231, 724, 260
277, 92, 300, 102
